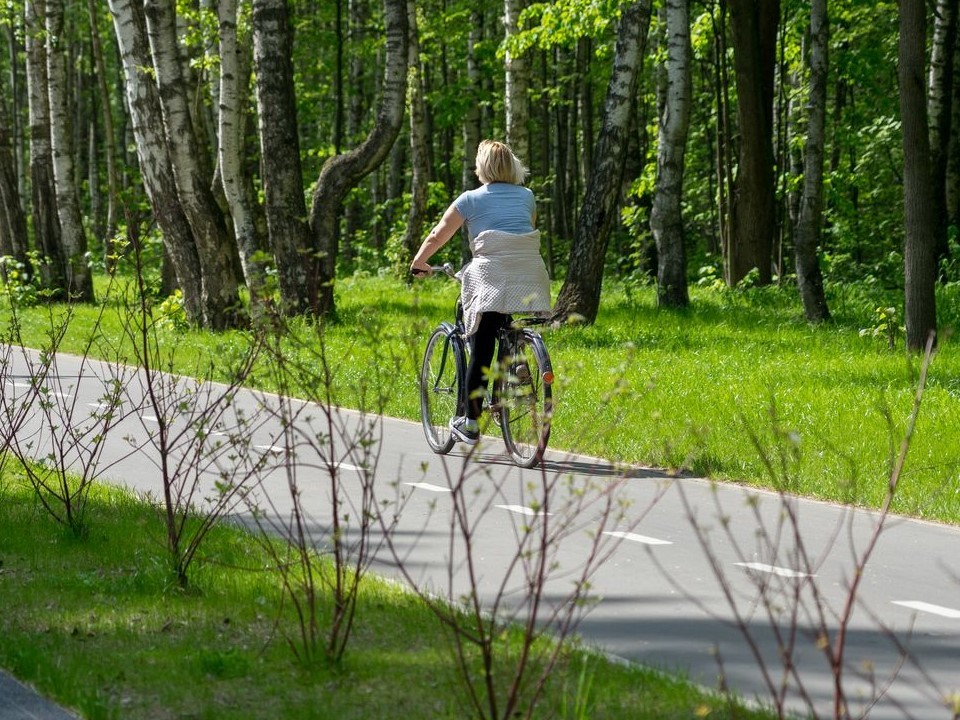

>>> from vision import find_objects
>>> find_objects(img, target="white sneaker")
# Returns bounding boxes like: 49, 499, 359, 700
449, 416, 480, 445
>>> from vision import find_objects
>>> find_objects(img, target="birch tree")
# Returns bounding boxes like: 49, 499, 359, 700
794, 0, 830, 323
650, 0, 692, 309
25, 0, 65, 291
504, 0, 530, 162
143, 0, 243, 329
219, 0, 266, 305
401, 0, 430, 260
87, 0, 120, 248
109, 0, 205, 323
928, 0, 957, 271
46, 0, 94, 301
552, 0, 653, 324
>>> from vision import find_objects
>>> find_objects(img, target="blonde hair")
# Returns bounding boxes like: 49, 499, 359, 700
475, 140, 529, 185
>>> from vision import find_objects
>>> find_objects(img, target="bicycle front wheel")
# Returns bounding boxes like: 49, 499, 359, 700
498, 330, 553, 468
419, 324, 465, 454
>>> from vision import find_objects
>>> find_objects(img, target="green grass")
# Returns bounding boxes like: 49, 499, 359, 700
0, 476, 768, 720
4, 272, 957, 522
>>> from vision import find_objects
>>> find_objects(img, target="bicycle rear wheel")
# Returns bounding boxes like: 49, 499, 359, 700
419, 324, 465, 454
498, 330, 553, 468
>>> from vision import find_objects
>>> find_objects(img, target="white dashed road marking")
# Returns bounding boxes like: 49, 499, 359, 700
405, 482, 451, 493
7, 381, 72, 399
496, 504, 551, 517
603, 531, 673, 545
892, 601, 960, 619
734, 562, 813, 579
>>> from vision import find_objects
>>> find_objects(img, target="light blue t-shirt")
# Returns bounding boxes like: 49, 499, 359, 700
453, 183, 536, 243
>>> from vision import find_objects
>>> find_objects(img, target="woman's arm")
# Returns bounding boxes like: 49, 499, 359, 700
410, 204, 465, 273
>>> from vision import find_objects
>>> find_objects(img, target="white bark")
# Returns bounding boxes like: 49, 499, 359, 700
650, 0, 692, 308
24, 0, 63, 287
402, 0, 429, 256
144, 0, 242, 329
503, 0, 529, 161
109, 0, 205, 323
219, 0, 266, 298
46, 0, 93, 300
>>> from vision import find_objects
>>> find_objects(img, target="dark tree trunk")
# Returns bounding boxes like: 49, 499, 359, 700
0, 107, 28, 262
552, 0, 653, 324
794, 0, 831, 323
727, 0, 779, 286
900, 0, 939, 350
252, 0, 312, 314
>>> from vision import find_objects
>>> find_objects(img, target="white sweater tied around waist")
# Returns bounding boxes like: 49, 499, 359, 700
459, 229, 552, 336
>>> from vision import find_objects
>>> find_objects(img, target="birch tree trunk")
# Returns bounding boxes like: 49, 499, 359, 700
87, 0, 120, 249
901, 0, 939, 350
402, 0, 430, 259
504, 0, 530, 162
928, 0, 957, 274
109, 0, 205, 323
252, 0, 312, 314
46, 0, 93, 301
552, 0, 653, 324
143, 0, 242, 329
460, 6, 483, 264
220, 0, 267, 306
650, 0, 691, 309
308, 0, 408, 317
794, 0, 830, 323
25, 0, 65, 291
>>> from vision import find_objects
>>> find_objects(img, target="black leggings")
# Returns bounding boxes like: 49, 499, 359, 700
465, 312, 508, 420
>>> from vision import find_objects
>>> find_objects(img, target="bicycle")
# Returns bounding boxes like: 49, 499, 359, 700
417, 263, 554, 468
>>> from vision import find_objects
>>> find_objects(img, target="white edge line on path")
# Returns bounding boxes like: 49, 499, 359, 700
734, 562, 814, 579
892, 601, 960, 619
602, 531, 673, 546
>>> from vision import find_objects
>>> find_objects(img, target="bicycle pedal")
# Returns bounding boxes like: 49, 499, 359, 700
513, 362, 531, 382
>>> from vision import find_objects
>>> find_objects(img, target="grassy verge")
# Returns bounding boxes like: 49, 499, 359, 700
3, 273, 958, 523
0, 475, 768, 720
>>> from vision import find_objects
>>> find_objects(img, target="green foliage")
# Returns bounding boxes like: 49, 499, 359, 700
154, 289, 190, 332
0, 252, 49, 307
858, 305, 901, 349
519, 0, 620, 51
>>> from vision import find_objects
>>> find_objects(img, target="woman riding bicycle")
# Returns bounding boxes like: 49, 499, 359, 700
411, 140, 551, 445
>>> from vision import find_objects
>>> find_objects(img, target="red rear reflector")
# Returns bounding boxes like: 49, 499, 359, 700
542, 371, 555, 384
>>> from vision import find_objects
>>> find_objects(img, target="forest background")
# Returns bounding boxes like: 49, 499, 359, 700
0, 0, 959, 470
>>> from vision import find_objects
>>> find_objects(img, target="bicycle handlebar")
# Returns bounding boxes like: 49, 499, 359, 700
411, 263, 458, 280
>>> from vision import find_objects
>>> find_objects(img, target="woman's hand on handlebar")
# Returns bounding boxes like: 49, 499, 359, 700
410, 260, 433, 277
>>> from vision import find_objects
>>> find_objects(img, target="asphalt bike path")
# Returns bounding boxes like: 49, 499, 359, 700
2, 347, 958, 719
